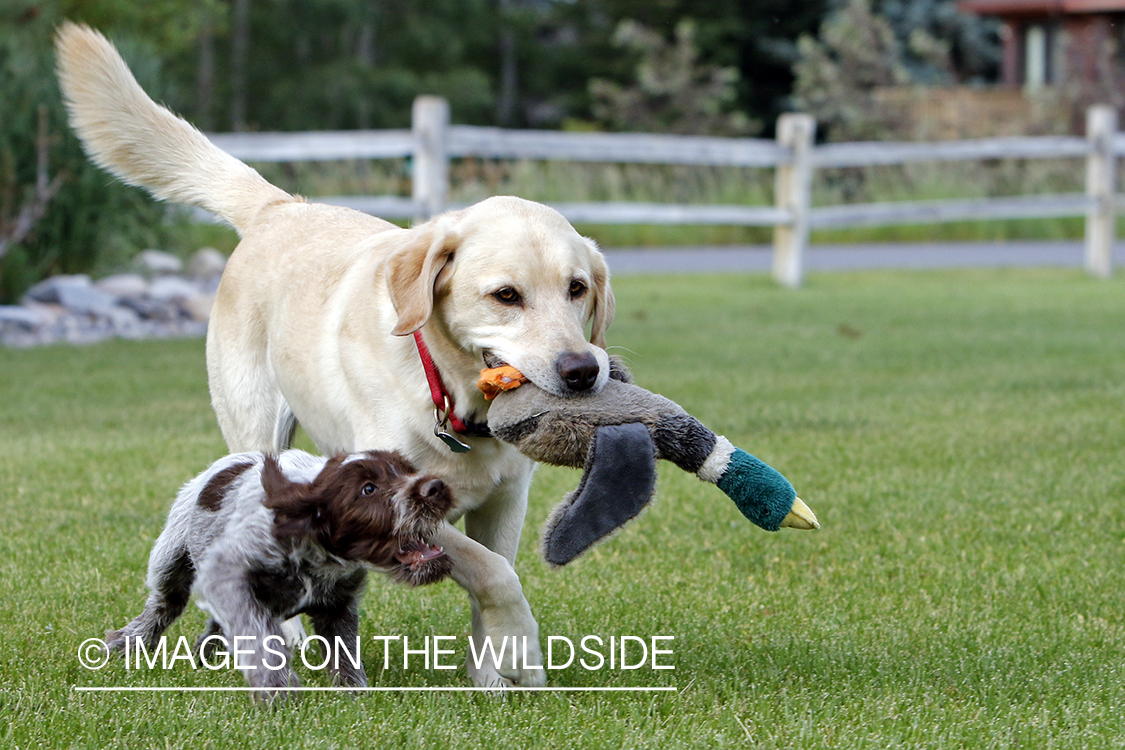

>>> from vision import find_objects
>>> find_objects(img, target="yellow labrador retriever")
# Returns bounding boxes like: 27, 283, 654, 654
57, 23, 615, 687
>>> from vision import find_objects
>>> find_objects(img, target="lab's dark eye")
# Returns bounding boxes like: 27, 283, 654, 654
361, 483, 376, 496
493, 287, 522, 306
569, 280, 588, 299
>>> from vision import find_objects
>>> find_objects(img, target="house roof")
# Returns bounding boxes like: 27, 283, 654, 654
958, 0, 1125, 14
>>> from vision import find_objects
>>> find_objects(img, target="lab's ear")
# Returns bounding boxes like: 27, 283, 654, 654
586, 240, 615, 349
385, 223, 458, 336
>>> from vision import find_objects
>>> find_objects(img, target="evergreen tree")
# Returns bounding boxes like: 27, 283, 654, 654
588, 19, 755, 135
875, 0, 1000, 83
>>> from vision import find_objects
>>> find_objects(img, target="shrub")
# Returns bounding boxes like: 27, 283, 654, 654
0, 6, 172, 303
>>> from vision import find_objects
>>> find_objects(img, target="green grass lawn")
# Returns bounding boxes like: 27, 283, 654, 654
1, 269, 1123, 748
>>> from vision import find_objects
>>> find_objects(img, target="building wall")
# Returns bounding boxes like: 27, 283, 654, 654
872, 86, 1033, 138
996, 11, 1125, 89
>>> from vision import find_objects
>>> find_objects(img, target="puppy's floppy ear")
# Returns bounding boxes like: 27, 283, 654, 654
586, 240, 615, 349
385, 221, 458, 336
261, 455, 328, 540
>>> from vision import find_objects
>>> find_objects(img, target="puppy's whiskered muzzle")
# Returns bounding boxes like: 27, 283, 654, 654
389, 474, 454, 586
393, 475, 453, 537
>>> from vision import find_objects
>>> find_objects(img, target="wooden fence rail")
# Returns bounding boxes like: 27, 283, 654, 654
206, 100, 1120, 286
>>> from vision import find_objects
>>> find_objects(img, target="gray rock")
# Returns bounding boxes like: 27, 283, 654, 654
63, 323, 112, 346
134, 249, 183, 276
102, 305, 142, 331
3, 264, 224, 348
187, 247, 227, 280
95, 273, 149, 299
0, 305, 45, 330
56, 284, 120, 316
0, 328, 43, 348
23, 274, 93, 304
118, 296, 180, 321
23, 301, 67, 326
149, 276, 203, 302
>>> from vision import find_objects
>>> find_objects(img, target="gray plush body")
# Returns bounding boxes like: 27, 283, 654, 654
489, 376, 718, 474
486, 364, 818, 565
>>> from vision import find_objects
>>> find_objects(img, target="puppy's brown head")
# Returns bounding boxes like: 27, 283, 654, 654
262, 451, 454, 586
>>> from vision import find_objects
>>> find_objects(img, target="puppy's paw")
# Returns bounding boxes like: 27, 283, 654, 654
104, 628, 128, 652
249, 667, 301, 706
279, 616, 307, 649
194, 622, 227, 660
252, 687, 300, 706
104, 626, 149, 654
331, 665, 369, 693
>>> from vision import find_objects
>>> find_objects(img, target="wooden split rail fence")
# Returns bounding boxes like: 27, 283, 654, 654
208, 97, 1120, 287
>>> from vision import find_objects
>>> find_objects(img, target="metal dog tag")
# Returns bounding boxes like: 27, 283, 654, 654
434, 408, 471, 453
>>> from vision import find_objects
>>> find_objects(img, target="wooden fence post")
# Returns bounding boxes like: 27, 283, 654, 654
773, 113, 816, 288
1084, 104, 1117, 278
412, 96, 450, 220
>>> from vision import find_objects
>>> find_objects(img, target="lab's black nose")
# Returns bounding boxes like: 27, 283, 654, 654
557, 352, 600, 392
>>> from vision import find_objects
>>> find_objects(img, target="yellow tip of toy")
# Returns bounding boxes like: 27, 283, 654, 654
780, 496, 819, 530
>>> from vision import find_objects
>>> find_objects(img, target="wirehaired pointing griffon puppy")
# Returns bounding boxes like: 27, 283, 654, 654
106, 449, 453, 699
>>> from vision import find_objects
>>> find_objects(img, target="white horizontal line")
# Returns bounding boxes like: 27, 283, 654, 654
75, 685, 676, 693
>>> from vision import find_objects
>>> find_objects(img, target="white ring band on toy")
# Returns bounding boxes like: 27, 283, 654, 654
696, 435, 736, 484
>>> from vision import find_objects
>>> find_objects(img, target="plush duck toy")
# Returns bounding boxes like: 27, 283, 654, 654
481, 362, 819, 565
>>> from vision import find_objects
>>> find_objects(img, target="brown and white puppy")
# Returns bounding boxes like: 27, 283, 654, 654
105, 449, 452, 700
58, 24, 617, 687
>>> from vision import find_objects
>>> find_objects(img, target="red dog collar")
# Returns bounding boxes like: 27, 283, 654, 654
413, 332, 491, 451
